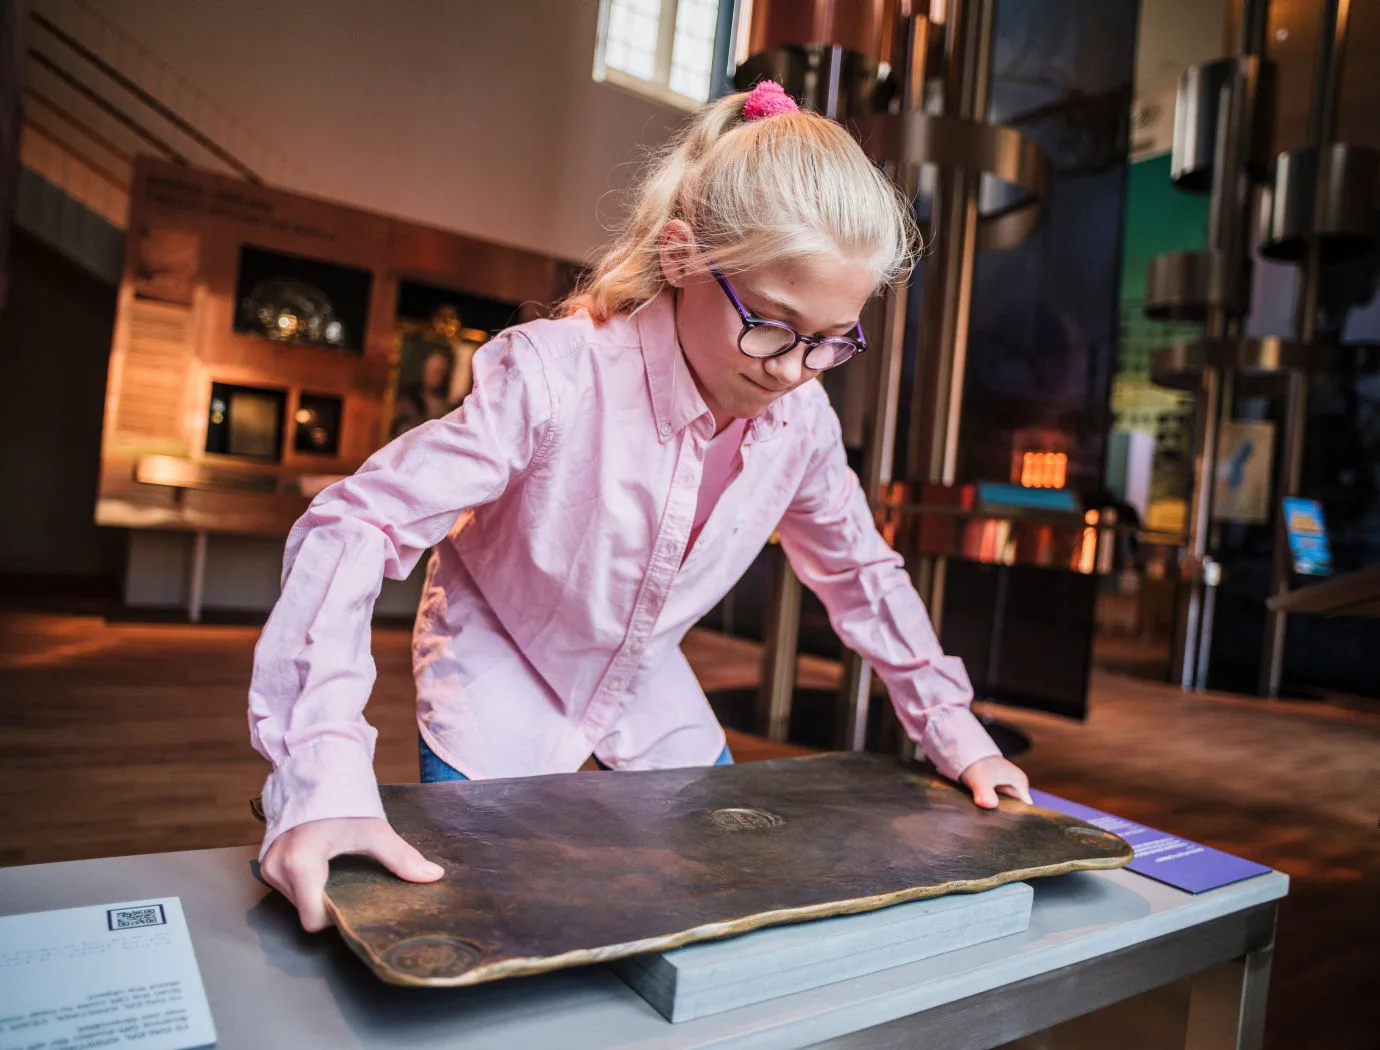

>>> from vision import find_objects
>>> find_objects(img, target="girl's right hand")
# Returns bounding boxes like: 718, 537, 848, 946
260, 817, 446, 931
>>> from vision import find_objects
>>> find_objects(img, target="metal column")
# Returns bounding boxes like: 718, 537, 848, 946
746, 2, 878, 744
890, 0, 996, 757
836, 10, 930, 753
906, 0, 995, 495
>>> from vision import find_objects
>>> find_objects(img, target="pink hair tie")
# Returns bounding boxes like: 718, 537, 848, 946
742, 80, 799, 121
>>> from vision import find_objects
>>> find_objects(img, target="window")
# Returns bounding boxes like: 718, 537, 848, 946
595, 0, 750, 110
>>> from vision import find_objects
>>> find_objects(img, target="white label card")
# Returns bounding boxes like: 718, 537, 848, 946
0, 897, 216, 1050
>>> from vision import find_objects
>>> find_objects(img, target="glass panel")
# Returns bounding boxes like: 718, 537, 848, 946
604, 0, 663, 82
669, 0, 720, 101
206, 382, 286, 461
228, 391, 282, 459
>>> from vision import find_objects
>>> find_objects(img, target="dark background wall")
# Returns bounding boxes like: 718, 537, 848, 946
0, 230, 121, 578
0, 0, 24, 312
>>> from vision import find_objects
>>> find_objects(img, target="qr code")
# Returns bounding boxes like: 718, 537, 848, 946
107, 904, 167, 931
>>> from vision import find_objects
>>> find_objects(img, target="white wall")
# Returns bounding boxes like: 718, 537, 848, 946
21, 0, 685, 600
86, 0, 685, 265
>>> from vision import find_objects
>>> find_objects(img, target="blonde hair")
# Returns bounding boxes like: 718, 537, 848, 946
563, 90, 918, 323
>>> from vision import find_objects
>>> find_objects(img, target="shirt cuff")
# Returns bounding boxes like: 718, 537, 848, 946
916, 705, 1003, 783
258, 737, 386, 861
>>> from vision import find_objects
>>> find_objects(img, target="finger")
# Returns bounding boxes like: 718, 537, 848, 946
1014, 767, 1033, 805
285, 851, 333, 932
996, 781, 1034, 805
357, 828, 446, 883
970, 780, 999, 809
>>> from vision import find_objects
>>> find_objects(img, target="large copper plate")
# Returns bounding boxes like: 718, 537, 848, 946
323, 753, 1131, 987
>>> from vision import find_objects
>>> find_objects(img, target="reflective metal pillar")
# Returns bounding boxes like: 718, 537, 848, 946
738, 1, 892, 744
906, 0, 994, 648
836, 9, 932, 752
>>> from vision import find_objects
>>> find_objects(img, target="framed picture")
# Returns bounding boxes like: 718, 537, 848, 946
1213, 420, 1275, 525
389, 305, 490, 439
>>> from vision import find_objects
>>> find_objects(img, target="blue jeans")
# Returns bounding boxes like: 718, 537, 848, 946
418, 736, 733, 783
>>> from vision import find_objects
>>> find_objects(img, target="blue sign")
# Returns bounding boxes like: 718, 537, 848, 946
1282, 497, 1333, 577
976, 482, 1079, 513
1031, 790, 1272, 894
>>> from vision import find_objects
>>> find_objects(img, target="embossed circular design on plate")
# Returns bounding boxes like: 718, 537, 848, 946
1064, 825, 1121, 847
382, 935, 484, 979
710, 807, 784, 832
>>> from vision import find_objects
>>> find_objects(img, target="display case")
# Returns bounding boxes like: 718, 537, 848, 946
205, 383, 287, 461
233, 245, 372, 353
292, 393, 344, 457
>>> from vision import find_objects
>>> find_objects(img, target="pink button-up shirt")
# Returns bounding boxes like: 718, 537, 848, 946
248, 292, 1000, 858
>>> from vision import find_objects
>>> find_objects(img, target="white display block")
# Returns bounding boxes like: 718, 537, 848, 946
613, 882, 1034, 1022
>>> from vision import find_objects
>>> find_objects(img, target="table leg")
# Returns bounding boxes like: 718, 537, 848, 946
187, 529, 209, 624
836, 651, 872, 751
1183, 943, 1274, 1050
756, 545, 801, 742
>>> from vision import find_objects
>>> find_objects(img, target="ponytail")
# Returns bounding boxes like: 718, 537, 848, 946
564, 91, 916, 323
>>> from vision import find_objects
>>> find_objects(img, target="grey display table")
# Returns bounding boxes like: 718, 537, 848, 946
0, 846, 1286, 1049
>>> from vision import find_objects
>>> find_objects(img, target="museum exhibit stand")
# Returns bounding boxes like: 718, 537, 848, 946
0, 800, 1287, 1050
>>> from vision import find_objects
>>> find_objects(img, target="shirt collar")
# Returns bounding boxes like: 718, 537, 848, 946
636, 292, 710, 441
636, 291, 791, 445
748, 396, 790, 443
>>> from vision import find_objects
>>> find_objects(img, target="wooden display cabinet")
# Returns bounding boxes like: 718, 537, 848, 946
97, 157, 578, 538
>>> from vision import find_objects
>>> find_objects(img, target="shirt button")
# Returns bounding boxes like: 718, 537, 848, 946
660, 423, 672, 436
629, 641, 644, 653
607, 679, 623, 692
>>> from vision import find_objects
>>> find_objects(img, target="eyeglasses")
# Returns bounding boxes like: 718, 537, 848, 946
711, 270, 867, 371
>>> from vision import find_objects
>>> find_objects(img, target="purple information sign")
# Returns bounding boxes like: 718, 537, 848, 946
1030, 790, 1272, 894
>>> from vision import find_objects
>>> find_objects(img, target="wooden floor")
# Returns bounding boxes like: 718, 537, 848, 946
1, 608, 1376, 1049
0, 612, 815, 865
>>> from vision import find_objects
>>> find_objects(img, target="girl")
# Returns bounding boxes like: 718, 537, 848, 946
251, 81, 1031, 932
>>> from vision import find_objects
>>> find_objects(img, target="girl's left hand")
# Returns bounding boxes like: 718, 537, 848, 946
959, 755, 1033, 809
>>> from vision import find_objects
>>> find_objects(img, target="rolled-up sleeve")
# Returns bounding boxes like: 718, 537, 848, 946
775, 394, 1000, 782
248, 331, 556, 858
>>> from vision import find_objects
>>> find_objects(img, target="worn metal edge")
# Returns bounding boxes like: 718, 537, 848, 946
327, 829, 1132, 988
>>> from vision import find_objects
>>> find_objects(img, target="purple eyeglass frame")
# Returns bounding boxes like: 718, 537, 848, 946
711, 270, 867, 371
